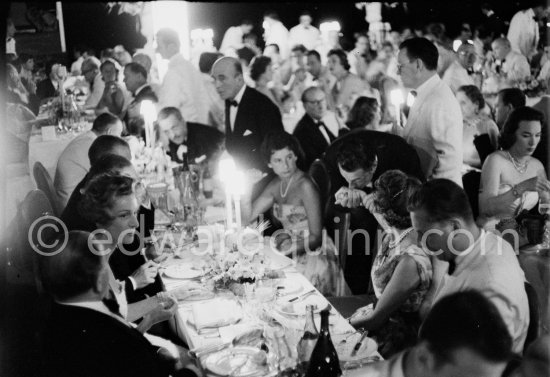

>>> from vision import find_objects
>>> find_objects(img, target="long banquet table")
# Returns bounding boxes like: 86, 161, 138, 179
158, 212, 381, 376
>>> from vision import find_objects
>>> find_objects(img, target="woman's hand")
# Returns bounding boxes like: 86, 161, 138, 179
517, 176, 550, 194
349, 304, 374, 328
131, 261, 159, 289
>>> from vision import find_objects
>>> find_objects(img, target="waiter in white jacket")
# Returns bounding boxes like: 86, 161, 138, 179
396, 37, 463, 186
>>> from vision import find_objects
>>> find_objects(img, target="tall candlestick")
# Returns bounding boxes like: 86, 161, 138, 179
390, 89, 404, 129
140, 100, 156, 149
234, 197, 242, 229
219, 155, 236, 228
225, 190, 234, 228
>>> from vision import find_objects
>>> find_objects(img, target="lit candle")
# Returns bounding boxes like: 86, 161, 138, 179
231, 171, 246, 229
140, 100, 156, 149
390, 89, 404, 128
219, 155, 236, 228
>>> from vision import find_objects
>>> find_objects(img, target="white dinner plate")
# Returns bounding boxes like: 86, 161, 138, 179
276, 294, 327, 316
204, 346, 275, 376
275, 280, 303, 297
334, 332, 378, 362
163, 263, 204, 279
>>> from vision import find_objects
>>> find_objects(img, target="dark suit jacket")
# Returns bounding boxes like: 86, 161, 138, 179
323, 130, 424, 293
42, 303, 168, 377
125, 85, 159, 137
225, 86, 284, 171
36, 79, 57, 101
293, 114, 339, 171
61, 176, 160, 303
533, 97, 549, 173
168, 122, 224, 164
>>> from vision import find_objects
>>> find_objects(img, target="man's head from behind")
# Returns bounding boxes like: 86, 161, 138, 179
88, 135, 131, 166
414, 290, 512, 377
92, 113, 123, 137
39, 231, 110, 302
397, 37, 438, 89
495, 88, 526, 128
211, 56, 245, 100
336, 139, 377, 189
408, 179, 475, 262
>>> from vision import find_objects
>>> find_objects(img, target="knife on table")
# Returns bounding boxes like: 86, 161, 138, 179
351, 331, 369, 357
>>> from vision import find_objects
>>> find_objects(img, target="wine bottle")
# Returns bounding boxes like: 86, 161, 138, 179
306, 308, 342, 377
297, 305, 319, 371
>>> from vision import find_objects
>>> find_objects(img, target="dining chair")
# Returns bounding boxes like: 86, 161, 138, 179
33, 161, 61, 216
308, 159, 331, 215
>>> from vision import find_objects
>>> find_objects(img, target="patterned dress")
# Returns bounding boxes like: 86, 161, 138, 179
273, 203, 351, 297
370, 229, 432, 357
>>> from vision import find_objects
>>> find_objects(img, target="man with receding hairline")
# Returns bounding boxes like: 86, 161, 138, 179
491, 37, 530, 83
211, 56, 283, 171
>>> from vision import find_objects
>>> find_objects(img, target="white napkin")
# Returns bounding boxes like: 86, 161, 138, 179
192, 299, 242, 331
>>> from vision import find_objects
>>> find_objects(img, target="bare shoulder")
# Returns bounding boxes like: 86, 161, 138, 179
296, 173, 319, 195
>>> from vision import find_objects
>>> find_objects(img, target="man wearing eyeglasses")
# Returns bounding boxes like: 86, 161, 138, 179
292, 86, 346, 170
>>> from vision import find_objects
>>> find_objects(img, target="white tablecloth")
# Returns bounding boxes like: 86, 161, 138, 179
160, 235, 380, 375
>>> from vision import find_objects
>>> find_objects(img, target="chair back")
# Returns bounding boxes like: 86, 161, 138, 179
33, 162, 60, 216
524, 281, 540, 352
308, 159, 331, 216
5, 190, 55, 288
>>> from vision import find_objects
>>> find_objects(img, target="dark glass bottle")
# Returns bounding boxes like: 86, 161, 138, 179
306, 308, 341, 377
297, 304, 319, 371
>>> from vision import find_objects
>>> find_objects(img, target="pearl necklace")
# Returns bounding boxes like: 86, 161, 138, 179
506, 151, 529, 174
388, 227, 415, 248
280, 175, 295, 198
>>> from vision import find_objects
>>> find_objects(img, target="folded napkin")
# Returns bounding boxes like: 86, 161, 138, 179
192, 299, 242, 331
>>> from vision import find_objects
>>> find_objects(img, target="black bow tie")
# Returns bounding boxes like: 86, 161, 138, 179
447, 260, 457, 276
228, 99, 238, 107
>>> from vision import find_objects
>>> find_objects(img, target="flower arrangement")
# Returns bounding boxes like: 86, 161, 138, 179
518, 76, 547, 98
210, 249, 268, 287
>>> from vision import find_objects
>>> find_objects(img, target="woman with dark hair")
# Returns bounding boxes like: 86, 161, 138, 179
249, 55, 281, 108
79, 173, 174, 331
456, 85, 499, 168
327, 49, 378, 119
96, 58, 126, 117
479, 107, 550, 231
346, 96, 382, 131
349, 170, 431, 357
242, 132, 349, 296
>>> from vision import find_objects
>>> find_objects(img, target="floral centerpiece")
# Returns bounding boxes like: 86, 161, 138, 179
518, 76, 547, 98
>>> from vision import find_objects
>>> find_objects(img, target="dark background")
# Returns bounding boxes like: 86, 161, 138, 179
38, 0, 537, 57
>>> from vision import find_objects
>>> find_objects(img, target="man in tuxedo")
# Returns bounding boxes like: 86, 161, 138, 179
293, 86, 345, 170
157, 107, 224, 165
36, 61, 64, 101
211, 56, 284, 172
323, 131, 424, 294
123, 62, 158, 137
39, 231, 197, 377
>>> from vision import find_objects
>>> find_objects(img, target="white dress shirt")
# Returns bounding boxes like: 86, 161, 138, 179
431, 230, 529, 354
507, 8, 539, 60
288, 24, 321, 51
70, 56, 84, 75
401, 74, 463, 185
441, 60, 475, 94
54, 130, 97, 208
501, 50, 531, 82
264, 20, 290, 59
84, 73, 106, 109
229, 84, 247, 132
219, 26, 244, 56
157, 53, 209, 124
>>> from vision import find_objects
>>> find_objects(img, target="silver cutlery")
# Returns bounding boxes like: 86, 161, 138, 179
350, 330, 369, 357
288, 289, 316, 302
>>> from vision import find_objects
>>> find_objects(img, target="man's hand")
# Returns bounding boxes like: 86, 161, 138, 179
335, 187, 368, 208
146, 295, 178, 325
131, 261, 159, 289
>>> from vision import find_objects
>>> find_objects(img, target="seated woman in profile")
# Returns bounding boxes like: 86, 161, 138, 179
345, 96, 383, 132
456, 85, 499, 170
241, 132, 350, 297
249, 55, 281, 109
479, 107, 550, 234
96, 58, 126, 117
349, 170, 431, 357
79, 173, 174, 332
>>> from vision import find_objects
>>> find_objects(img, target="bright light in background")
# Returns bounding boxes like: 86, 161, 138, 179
319, 21, 341, 33
453, 39, 474, 52
190, 28, 214, 47
151, 1, 189, 81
